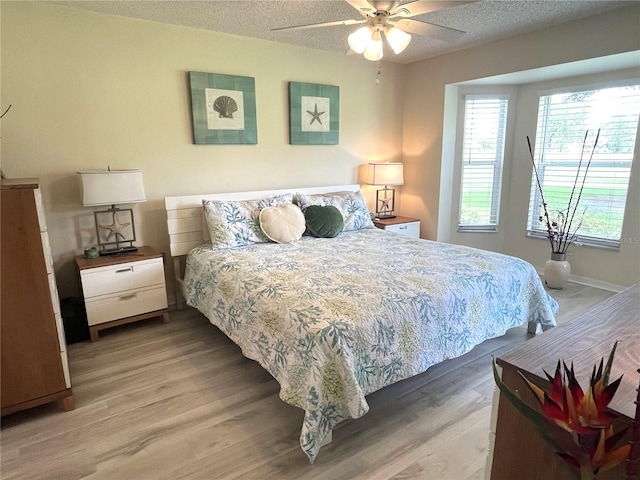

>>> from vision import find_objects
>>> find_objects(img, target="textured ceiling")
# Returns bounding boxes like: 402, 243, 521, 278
52, 0, 636, 64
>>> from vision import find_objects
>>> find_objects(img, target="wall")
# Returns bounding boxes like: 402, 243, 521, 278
3, 3, 639, 300
402, 4, 640, 288
0, 2, 406, 302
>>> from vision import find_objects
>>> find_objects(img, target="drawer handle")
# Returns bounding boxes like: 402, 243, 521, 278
115, 267, 133, 273
120, 293, 137, 301
399, 226, 407, 230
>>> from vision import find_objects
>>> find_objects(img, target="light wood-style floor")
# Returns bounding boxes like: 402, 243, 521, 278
1, 282, 615, 480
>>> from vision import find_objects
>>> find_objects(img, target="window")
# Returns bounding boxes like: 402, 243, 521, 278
527, 84, 640, 249
458, 95, 508, 231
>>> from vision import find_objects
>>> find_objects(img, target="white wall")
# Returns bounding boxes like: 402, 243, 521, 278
443, 84, 519, 254
1, 2, 406, 301
403, 4, 640, 288
506, 70, 639, 288
443, 69, 640, 288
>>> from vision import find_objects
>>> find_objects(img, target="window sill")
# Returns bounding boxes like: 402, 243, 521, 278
525, 232, 621, 252
458, 226, 499, 234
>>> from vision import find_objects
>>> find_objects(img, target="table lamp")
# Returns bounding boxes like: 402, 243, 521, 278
366, 162, 404, 219
78, 169, 146, 255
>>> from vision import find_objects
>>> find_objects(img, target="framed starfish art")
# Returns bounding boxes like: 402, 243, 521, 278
289, 82, 339, 145
94, 207, 136, 251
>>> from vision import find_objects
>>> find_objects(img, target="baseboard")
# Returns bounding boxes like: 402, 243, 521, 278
566, 274, 627, 293
536, 268, 626, 293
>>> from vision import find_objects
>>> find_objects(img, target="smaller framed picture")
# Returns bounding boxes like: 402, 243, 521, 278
189, 71, 257, 144
289, 82, 339, 145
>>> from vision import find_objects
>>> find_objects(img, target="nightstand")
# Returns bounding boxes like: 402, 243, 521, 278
373, 216, 420, 239
75, 246, 169, 341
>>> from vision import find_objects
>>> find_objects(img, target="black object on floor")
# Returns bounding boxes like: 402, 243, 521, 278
60, 297, 90, 344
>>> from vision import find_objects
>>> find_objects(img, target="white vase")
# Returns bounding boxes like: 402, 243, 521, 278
544, 252, 571, 289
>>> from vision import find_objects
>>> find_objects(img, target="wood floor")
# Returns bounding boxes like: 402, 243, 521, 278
1, 282, 615, 480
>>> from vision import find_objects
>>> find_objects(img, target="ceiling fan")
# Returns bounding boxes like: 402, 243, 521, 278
272, 0, 475, 61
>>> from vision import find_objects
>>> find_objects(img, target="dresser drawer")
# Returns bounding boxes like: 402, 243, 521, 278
80, 258, 165, 298
385, 221, 420, 238
85, 285, 168, 326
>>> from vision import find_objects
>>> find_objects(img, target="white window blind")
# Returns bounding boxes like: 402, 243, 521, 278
527, 84, 640, 249
459, 95, 508, 231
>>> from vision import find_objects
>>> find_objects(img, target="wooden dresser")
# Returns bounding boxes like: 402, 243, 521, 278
1, 178, 74, 416
487, 283, 639, 479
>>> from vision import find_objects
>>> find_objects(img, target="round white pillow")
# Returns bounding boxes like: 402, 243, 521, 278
259, 204, 306, 244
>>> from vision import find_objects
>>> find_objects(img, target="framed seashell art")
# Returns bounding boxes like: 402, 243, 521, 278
189, 71, 257, 144
289, 82, 339, 145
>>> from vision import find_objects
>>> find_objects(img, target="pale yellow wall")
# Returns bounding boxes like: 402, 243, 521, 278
3, 2, 639, 303
1, 2, 405, 301
402, 5, 640, 287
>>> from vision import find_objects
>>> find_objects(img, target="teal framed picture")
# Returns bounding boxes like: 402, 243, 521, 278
289, 82, 339, 145
189, 71, 257, 144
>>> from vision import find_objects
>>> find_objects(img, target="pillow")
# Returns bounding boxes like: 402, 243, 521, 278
259, 204, 306, 244
304, 205, 344, 238
295, 190, 374, 232
203, 193, 293, 248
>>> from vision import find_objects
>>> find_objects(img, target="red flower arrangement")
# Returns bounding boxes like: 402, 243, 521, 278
493, 342, 632, 479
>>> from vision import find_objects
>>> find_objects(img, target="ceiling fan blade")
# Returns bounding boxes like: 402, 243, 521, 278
346, 0, 378, 16
391, 1, 476, 18
271, 18, 366, 32
393, 18, 466, 42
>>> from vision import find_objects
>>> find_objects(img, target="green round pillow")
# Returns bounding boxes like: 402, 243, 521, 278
304, 205, 344, 238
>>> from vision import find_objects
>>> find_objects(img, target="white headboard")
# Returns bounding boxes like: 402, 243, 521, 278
164, 184, 360, 258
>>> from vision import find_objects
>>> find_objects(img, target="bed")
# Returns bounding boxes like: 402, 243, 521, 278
165, 185, 558, 463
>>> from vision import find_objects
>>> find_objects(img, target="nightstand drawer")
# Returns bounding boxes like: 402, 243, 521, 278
80, 258, 165, 298
85, 285, 168, 326
385, 221, 420, 238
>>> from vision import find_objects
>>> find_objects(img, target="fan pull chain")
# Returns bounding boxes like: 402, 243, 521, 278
375, 61, 382, 85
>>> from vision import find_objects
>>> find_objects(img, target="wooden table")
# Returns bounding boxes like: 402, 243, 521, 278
488, 283, 639, 480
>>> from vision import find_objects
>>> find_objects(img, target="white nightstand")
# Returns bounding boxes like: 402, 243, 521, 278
373, 216, 420, 239
76, 246, 169, 341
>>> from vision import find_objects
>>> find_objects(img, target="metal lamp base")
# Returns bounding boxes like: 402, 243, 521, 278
94, 205, 139, 255
375, 186, 396, 220
99, 246, 138, 256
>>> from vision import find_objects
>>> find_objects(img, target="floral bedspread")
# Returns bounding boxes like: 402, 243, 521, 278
183, 228, 558, 462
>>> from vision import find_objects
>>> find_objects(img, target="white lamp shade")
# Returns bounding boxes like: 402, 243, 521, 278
78, 169, 146, 206
363, 30, 383, 61
348, 26, 372, 54
367, 162, 404, 186
385, 27, 411, 54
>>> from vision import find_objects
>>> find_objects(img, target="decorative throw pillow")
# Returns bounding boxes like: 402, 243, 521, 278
259, 204, 306, 244
304, 205, 344, 238
203, 193, 293, 248
295, 190, 374, 232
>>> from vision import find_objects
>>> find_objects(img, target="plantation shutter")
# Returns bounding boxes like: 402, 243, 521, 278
527, 84, 640, 249
458, 95, 508, 231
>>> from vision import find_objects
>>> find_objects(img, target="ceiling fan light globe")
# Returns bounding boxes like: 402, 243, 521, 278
363, 41, 383, 61
363, 29, 383, 61
348, 26, 372, 54
385, 27, 411, 54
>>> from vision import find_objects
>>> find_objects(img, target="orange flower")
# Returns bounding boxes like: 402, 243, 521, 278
556, 425, 631, 475
591, 426, 631, 473
493, 342, 631, 479
521, 359, 622, 434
